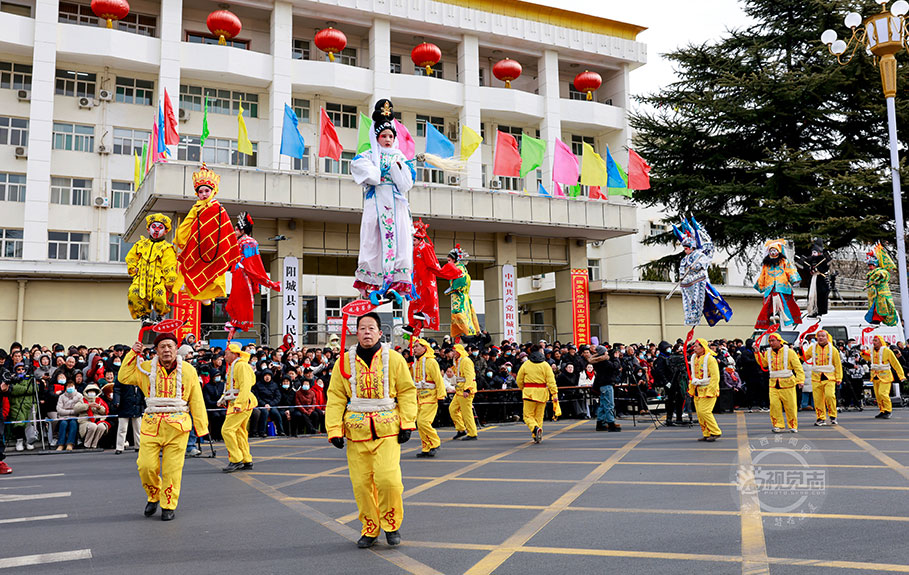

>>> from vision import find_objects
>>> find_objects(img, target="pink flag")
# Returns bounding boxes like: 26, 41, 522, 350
552, 138, 579, 185
628, 149, 651, 190
151, 121, 166, 163
394, 118, 415, 159
554, 182, 566, 198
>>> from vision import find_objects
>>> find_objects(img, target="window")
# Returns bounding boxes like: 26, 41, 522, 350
323, 151, 355, 175
587, 259, 601, 281
569, 82, 593, 101
479, 67, 485, 86
0, 229, 22, 258
417, 161, 444, 184
497, 176, 522, 192
480, 122, 485, 141
415, 62, 443, 79
0, 62, 32, 91
649, 222, 668, 238
0, 117, 29, 146
177, 136, 257, 167
325, 297, 355, 320
179, 84, 257, 117
498, 124, 524, 148
390, 54, 402, 74
325, 102, 357, 129
112, 128, 150, 156
291, 146, 311, 172
109, 234, 134, 262
292, 98, 310, 123
185, 32, 249, 50
1, 2, 30, 16
117, 12, 157, 36
336, 47, 357, 66
55, 69, 96, 98
415, 115, 444, 138
115, 77, 154, 106
0, 173, 26, 202
51, 177, 91, 206
111, 181, 133, 209
570, 134, 595, 156
52, 123, 94, 152
292, 39, 310, 60
48, 231, 89, 261
59, 3, 156, 35
58, 2, 96, 25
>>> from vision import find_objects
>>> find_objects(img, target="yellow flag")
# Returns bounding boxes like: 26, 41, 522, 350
238, 102, 253, 155
134, 151, 141, 189
580, 142, 608, 186
461, 125, 482, 159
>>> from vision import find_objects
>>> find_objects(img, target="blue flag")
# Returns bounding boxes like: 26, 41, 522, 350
280, 103, 306, 159
425, 122, 455, 161
538, 182, 551, 197
157, 105, 167, 155
605, 146, 627, 188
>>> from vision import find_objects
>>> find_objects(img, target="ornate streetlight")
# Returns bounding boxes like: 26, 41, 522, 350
822, 0, 909, 338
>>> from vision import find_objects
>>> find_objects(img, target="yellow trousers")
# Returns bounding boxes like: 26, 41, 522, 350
873, 380, 892, 413
449, 393, 477, 437
769, 386, 798, 430
523, 400, 546, 434
222, 409, 253, 464
694, 396, 721, 437
127, 281, 169, 319
136, 421, 190, 510
416, 402, 440, 452
813, 380, 838, 421
346, 436, 404, 536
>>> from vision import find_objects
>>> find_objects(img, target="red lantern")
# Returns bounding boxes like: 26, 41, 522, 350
206, 9, 242, 46
314, 27, 347, 62
573, 70, 602, 101
91, 0, 129, 29
411, 42, 441, 75
493, 58, 522, 89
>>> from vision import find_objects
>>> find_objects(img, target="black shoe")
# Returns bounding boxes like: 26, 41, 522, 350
242, 462, 254, 470
461, 435, 478, 441
607, 422, 622, 432
385, 530, 402, 546
452, 431, 467, 440
357, 535, 377, 548
115, 450, 123, 454
222, 462, 244, 473
882, 412, 892, 419
532, 427, 542, 444
161, 509, 175, 521
427, 447, 438, 457
875, 412, 887, 419
595, 422, 607, 431
144, 501, 158, 517
416, 451, 431, 458
664, 420, 675, 427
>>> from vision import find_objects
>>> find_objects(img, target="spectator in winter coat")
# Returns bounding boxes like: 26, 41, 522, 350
113, 367, 145, 453
75, 383, 109, 449
279, 376, 297, 435
201, 367, 225, 440
253, 369, 284, 436
8, 363, 36, 451
34, 353, 54, 380
293, 381, 323, 434
55, 382, 83, 451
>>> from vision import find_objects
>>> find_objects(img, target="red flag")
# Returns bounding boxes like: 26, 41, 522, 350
319, 108, 343, 160
588, 186, 604, 200
163, 89, 179, 145
493, 131, 521, 177
628, 149, 651, 190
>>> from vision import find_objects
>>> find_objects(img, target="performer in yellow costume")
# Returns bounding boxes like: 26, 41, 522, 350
326, 312, 417, 548
219, 342, 258, 472
862, 335, 905, 419
119, 332, 208, 521
755, 333, 804, 433
411, 338, 446, 458
801, 329, 842, 426
688, 338, 722, 442
125, 214, 177, 320
448, 344, 478, 440
516, 344, 558, 443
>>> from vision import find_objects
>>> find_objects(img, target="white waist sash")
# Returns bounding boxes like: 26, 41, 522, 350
347, 397, 397, 413
145, 397, 188, 414
813, 364, 835, 374
769, 369, 794, 379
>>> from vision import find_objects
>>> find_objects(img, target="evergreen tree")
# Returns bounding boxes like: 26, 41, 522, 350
631, 0, 905, 274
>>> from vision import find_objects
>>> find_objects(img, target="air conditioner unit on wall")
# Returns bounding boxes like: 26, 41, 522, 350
78, 96, 94, 109
93, 196, 109, 208
447, 124, 458, 141
17, 90, 29, 102
98, 89, 113, 101
447, 175, 459, 186
14, 146, 27, 159
490, 179, 502, 189
178, 108, 190, 122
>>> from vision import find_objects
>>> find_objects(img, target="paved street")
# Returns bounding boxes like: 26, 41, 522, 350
3, 411, 909, 574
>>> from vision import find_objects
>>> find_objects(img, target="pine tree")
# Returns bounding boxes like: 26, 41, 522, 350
631, 0, 905, 273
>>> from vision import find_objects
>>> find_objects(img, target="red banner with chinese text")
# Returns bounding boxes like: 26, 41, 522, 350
175, 291, 201, 343
571, 268, 590, 345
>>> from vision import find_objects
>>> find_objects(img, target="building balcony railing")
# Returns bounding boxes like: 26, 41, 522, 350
57, 22, 160, 71
125, 162, 637, 243
290, 59, 373, 99
181, 42, 273, 87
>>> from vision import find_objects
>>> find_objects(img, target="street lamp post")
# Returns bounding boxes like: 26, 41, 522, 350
823, 0, 909, 340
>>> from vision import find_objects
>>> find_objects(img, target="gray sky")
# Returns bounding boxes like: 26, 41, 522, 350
526, 0, 751, 107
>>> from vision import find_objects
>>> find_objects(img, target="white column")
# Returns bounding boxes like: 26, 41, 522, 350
157, 0, 182, 131
369, 18, 391, 109
23, 0, 59, 260
538, 50, 561, 189
459, 34, 482, 189
267, 1, 293, 170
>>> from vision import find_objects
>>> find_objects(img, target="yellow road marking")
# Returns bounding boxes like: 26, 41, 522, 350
737, 412, 770, 575
833, 425, 909, 482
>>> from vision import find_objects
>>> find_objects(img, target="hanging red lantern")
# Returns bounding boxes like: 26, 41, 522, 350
411, 42, 441, 75
206, 9, 242, 46
573, 70, 602, 101
314, 27, 347, 62
493, 58, 522, 89
91, 0, 130, 29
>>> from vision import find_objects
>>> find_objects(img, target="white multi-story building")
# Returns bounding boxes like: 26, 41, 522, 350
0, 0, 761, 347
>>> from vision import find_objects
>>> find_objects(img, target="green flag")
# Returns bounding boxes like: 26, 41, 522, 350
200, 96, 210, 148
141, 140, 149, 176
519, 134, 545, 178
607, 160, 631, 197
357, 113, 373, 154
569, 184, 581, 198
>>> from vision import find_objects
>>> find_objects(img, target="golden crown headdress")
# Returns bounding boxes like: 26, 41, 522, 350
192, 163, 220, 193
145, 213, 172, 233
